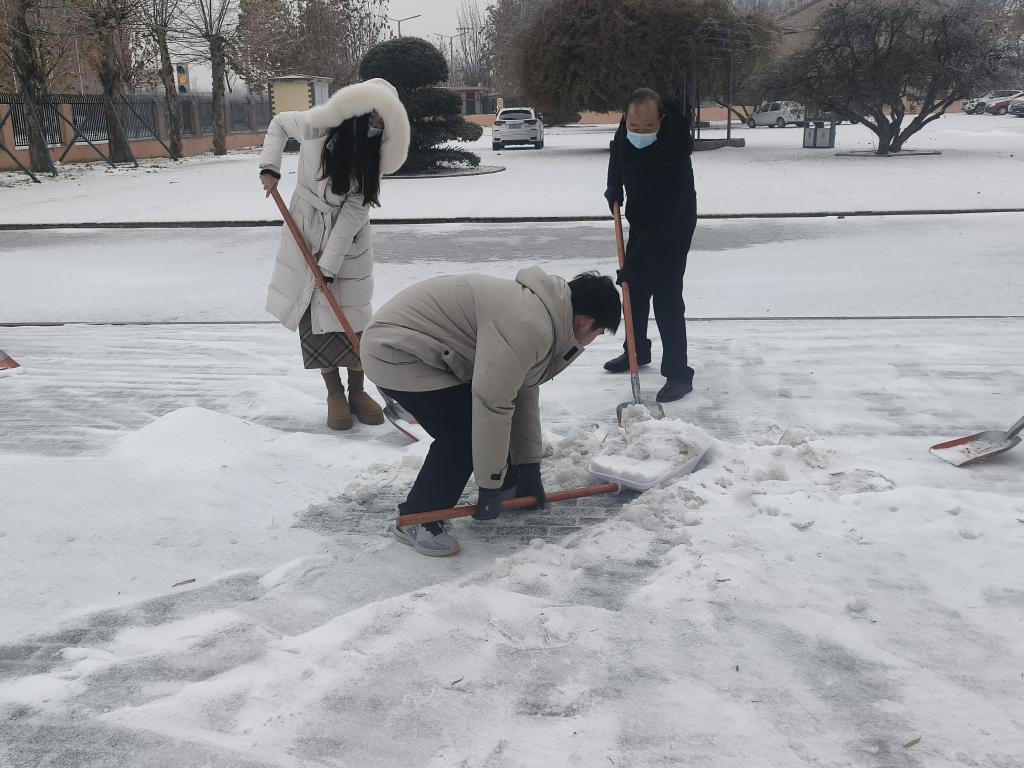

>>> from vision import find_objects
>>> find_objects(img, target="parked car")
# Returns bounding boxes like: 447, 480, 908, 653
965, 89, 1022, 114
747, 101, 804, 128
985, 90, 1024, 115
491, 107, 544, 150
1009, 98, 1024, 118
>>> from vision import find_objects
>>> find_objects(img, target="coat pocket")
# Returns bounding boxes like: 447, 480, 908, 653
439, 341, 474, 382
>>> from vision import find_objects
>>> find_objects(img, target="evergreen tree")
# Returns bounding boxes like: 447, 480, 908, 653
360, 36, 483, 173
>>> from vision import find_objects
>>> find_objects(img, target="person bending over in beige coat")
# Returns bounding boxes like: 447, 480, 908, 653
361, 268, 621, 557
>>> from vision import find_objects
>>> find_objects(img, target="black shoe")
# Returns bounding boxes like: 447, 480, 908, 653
603, 351, 651, 373
656, 379, 693, 402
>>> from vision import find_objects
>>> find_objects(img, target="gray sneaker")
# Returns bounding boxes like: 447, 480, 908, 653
391, 522, 460, 557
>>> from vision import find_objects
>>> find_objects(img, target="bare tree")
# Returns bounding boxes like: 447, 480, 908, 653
233, 0, 293, 90
701, 11, 780, 121
482, 0, 541, 101
140, 0, 186, 157
233, 0, 388, 93
454, 0, 487, 87
1, 0, 65, 169
291, 0, 388, 88
183, 0, 235, 154
73, 0, 149, 162
760, 0, 1014, 154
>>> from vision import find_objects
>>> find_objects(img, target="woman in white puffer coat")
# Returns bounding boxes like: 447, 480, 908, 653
258, 78, 409, 431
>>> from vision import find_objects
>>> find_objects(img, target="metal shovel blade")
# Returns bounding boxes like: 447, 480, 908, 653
616, 398, 665, 426
616, 372, 665, 426
930, 413, 1024, 467
379, 391, 429, 443
929, 430, 1022, 467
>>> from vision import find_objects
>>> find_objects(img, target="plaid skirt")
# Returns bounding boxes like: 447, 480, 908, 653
298, 306, 361, 370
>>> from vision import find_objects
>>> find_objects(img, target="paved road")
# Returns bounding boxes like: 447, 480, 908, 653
2, 214, 1022, 324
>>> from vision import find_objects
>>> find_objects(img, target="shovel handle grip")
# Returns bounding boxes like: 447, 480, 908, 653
270, 186, 361, 354
396, 482, 620, 527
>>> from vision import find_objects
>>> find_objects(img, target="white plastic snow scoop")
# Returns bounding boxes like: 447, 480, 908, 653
929, 413, 1024, 467
612, 203, 664, 425
588, 444, 707, 492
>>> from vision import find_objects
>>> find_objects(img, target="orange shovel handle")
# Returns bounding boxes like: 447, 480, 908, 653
270, 186, 361, 353
396, 482, 620, 527
613, 203, 640, 379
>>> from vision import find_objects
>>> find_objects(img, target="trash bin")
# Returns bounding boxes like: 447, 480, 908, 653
803, 118, 836, 149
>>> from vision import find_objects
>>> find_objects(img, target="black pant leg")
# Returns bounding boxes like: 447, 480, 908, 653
652, 207, 696, 383
651, 269, 694, 383
382, 385, 475, 516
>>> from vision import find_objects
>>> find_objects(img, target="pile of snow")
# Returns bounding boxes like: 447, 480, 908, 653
589, 408, 714, 490
1, 406, 1022, 765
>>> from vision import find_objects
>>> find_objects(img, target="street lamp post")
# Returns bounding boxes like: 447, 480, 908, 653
437, 28, 470, 80
389, 13, 421, 37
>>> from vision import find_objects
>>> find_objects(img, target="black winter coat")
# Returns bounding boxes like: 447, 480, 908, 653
605, 101, 697, 274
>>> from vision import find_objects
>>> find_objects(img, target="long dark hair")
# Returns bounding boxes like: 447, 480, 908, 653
319, 113, 382, 207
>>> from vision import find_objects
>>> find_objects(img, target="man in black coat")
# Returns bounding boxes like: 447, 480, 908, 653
604, 87, 697, 402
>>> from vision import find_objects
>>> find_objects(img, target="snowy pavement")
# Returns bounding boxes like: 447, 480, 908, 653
2, 114, 1023, 224
2, 116, 1024, 767
3, 257, 1024, 766
3, 214, 1024, 325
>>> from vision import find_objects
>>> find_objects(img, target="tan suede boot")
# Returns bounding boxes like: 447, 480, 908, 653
348, 370, 385, 426
326, 392, 353, 430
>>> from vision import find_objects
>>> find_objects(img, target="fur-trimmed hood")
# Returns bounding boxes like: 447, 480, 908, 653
306, 78, 410, 174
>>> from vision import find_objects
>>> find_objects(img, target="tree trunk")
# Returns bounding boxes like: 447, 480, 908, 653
156, 28, 182, 159
210, 35, 227, 156
98, 29, 131, 164
873, 122, 892, 156
12, 0, 52, 173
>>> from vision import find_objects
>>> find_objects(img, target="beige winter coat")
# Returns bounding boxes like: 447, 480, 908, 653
259, 78, 409, 333
361, 267, 584, 489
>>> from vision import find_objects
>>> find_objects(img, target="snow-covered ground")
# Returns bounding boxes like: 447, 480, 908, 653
1, 113, 1023, 223
2, 214, 1023, 325
1, 115, 1023, 767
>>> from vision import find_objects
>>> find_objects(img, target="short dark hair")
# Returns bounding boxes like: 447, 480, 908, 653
569, 272, 621, 334
626, 87, 663, 116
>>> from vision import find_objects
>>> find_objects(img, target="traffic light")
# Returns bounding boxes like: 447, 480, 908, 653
176, 64, 189, 94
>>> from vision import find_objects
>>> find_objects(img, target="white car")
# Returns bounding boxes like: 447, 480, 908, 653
491, 107, 544, 150
747, 101, 804, 128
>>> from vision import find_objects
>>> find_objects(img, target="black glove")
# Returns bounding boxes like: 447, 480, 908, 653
604, 188, 623, 213
513, 463, 547, 509
472, 487, 505, 521
615, 266, 637, 286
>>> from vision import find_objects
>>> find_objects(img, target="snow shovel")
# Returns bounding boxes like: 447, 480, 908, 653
0, 350, 20, 370
396, 482, 620, 527
929, 413, 1024, 467
0, 348, 21, 375
270, 187, 424, 442
612, 202, 664, 425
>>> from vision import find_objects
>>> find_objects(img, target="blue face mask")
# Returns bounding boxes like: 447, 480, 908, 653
626, 130, 658, 149
367, 125, 383, 139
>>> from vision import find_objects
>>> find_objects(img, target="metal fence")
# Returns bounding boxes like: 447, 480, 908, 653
1, 91, 270, 148
0, 93, 62, 147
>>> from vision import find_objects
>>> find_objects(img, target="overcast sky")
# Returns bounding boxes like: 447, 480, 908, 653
384, 0, 489, 45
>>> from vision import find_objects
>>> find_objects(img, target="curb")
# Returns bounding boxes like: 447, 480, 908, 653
5, 316, 1023, 328
1, 207, 1023, 230
386, 165, 505, 179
